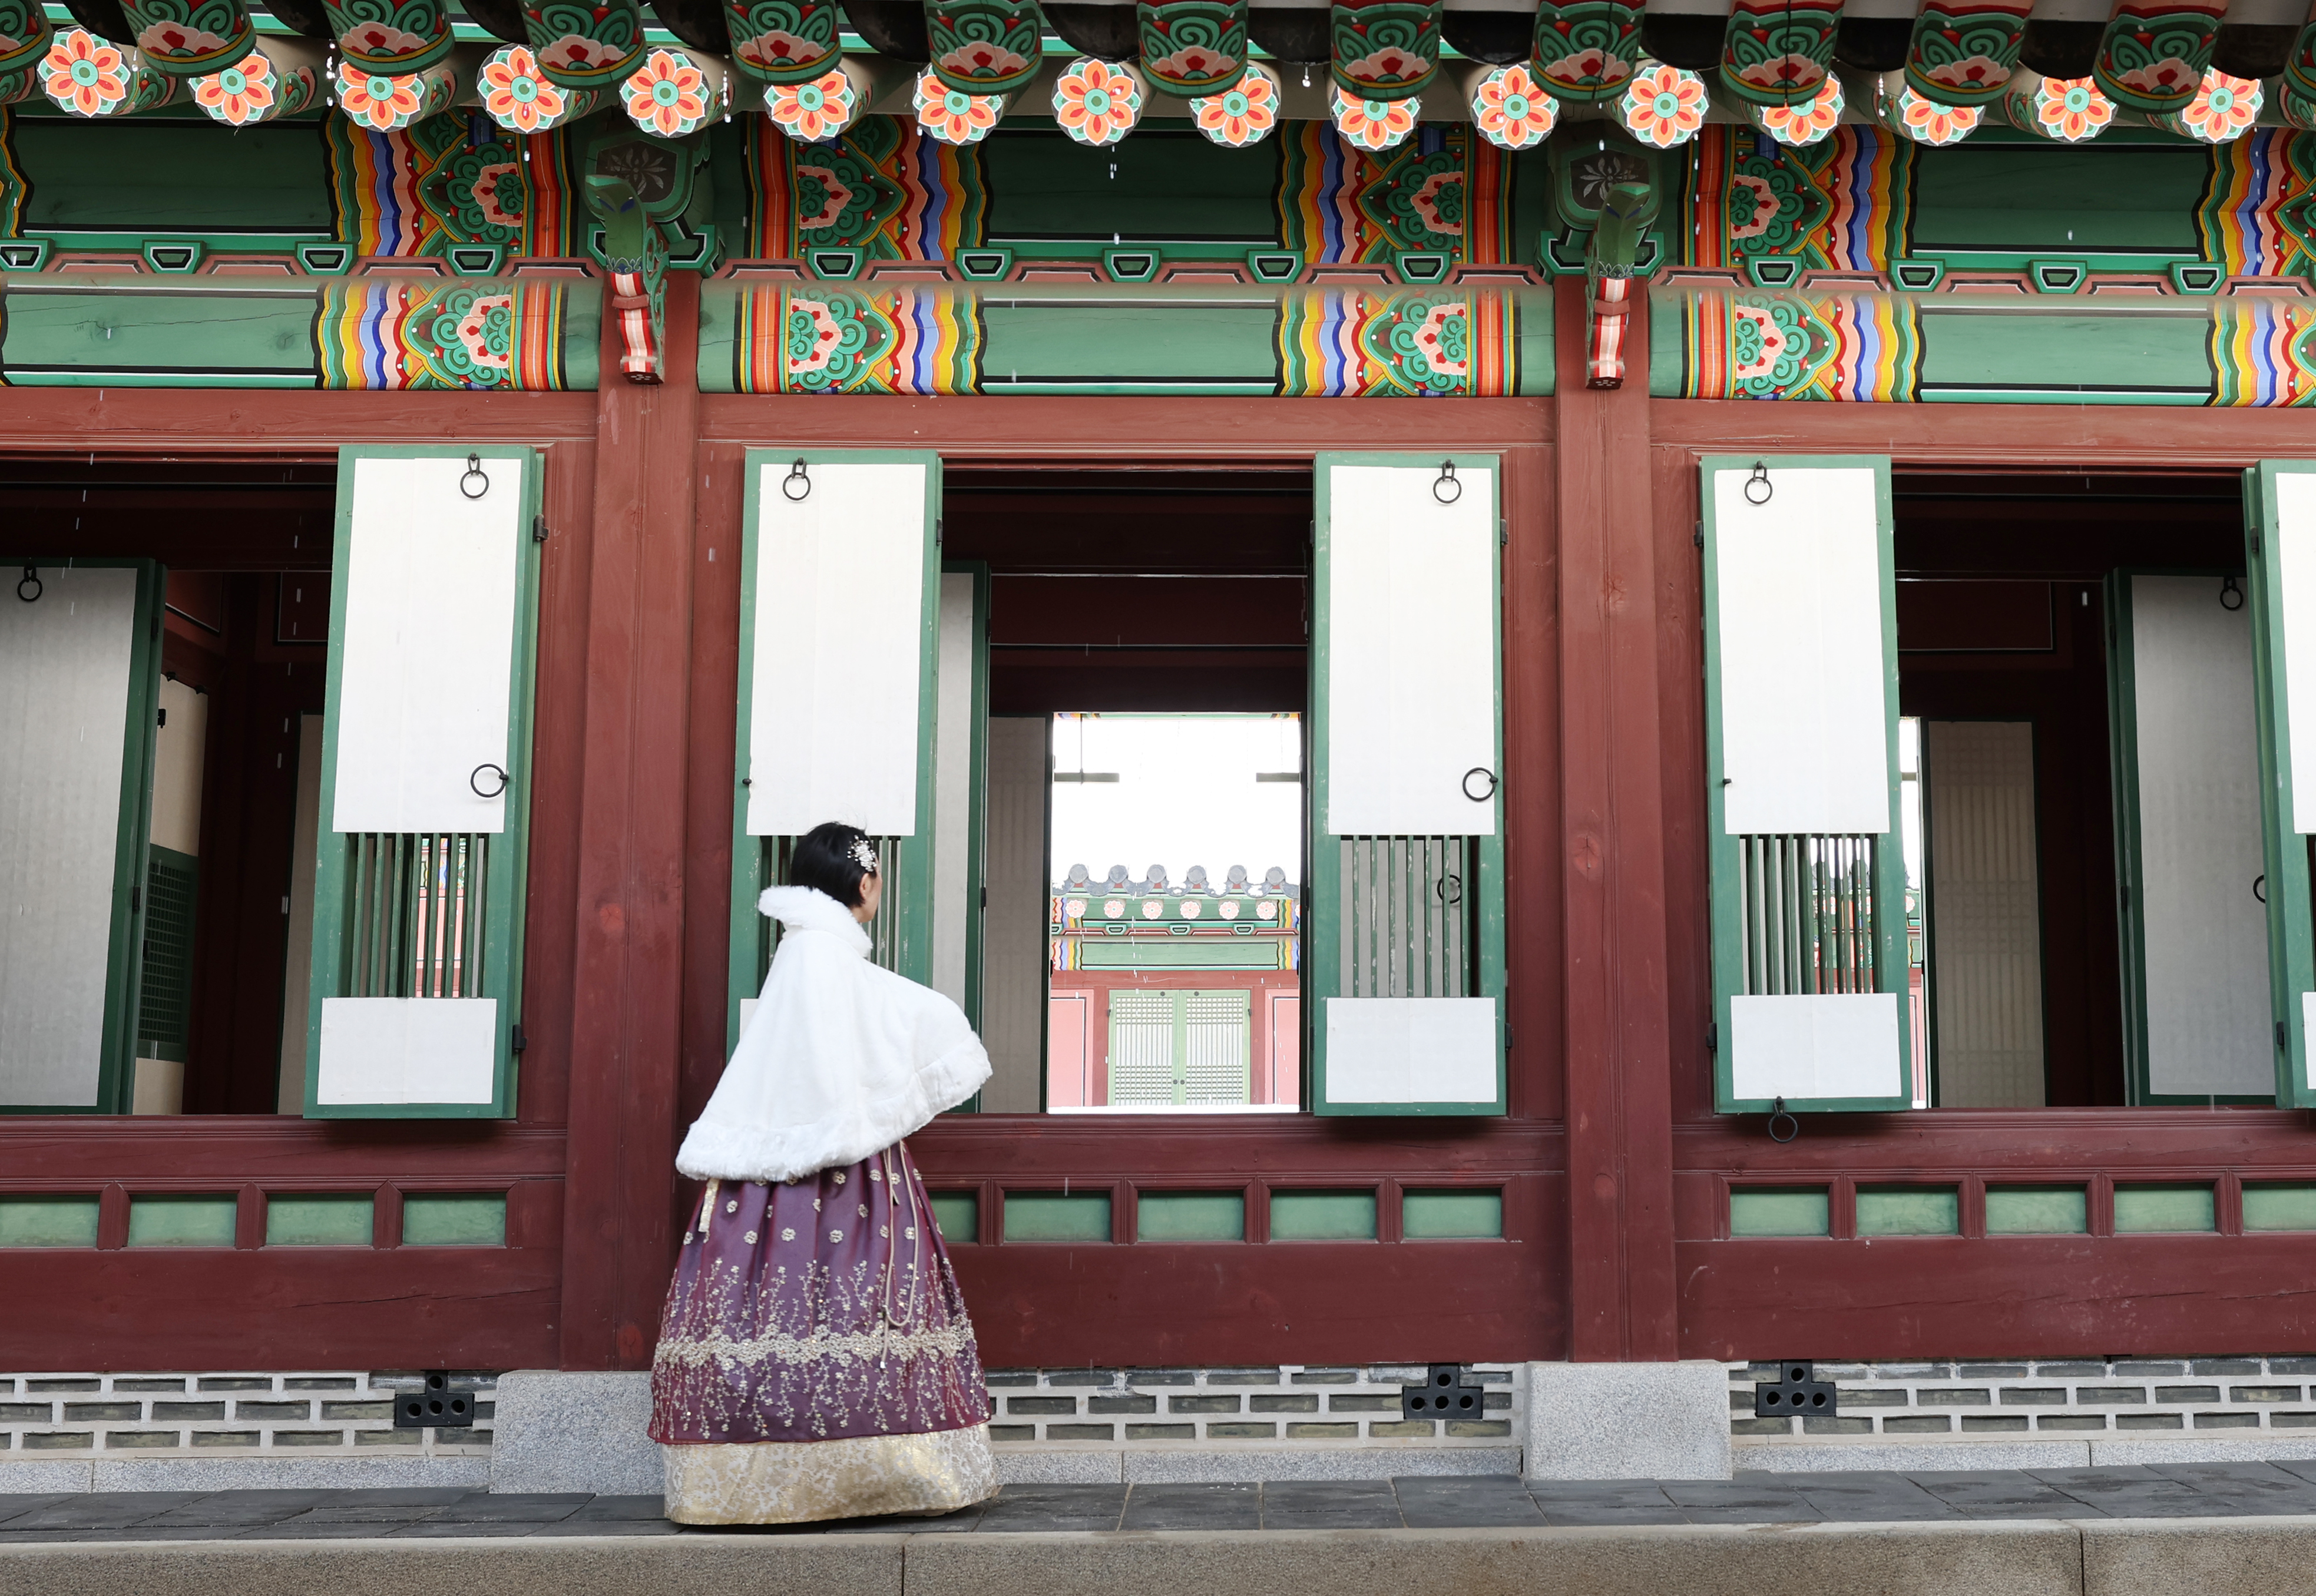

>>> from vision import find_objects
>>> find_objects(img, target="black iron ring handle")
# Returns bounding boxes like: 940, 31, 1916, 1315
459, 453, 490, 499
469, 762, 509, 799
2257, 873, 2268, 904
1768, 1096, 1799, 1143
15, 565, 38, 604
1432, 461, 1461, 504
1435, 872, 1463, 905
783, 458, 812, 501
1744, 462, 1773, 505
1463, 766, 1498, 802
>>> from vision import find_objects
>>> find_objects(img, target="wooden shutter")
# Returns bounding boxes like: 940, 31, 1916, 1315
2245, 462, 2316, 1106
1309, 453, 1507, 1117
728, 450, 941, 1052
304, 448, 541, 1118
1702, 456, 1911, 1112
2110, 568, 2271, 1103
0, 559, 163, 1114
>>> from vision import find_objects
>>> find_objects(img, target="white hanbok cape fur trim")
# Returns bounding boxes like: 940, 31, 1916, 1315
676, 886, 991, 1184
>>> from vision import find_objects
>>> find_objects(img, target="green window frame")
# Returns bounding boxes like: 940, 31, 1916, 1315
1701, 455, 1911, 1114
301, 446, 542, 1119
727, 449, 942, 1053
1308, 452, 1508, 1117
2247, 461, 2316, 1108
0, 557, 164, 1115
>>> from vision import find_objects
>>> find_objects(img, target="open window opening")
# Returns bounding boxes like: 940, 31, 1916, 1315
2, 461, 333, 1115
1895, 471, 2254, 1108
732, 453, 1508, 1121
945, 471, 1312, 1115
3, 449, 542, 1122
1047, 711, 1303, 1113
1706, 458, 2281, 1114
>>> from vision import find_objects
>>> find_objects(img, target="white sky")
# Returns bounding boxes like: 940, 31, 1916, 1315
1048, 713, 1302, 888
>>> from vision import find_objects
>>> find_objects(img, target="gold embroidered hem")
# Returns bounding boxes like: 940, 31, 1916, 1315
662, 1421, 998, 1524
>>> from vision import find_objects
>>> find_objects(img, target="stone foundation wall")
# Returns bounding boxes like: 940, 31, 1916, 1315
0, 1372, 495, 1457
986, 1365, 1517, 1447
1731, 1357, 2316, 1443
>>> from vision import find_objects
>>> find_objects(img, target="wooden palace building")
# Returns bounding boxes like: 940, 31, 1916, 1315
9, 0, 2316, 1485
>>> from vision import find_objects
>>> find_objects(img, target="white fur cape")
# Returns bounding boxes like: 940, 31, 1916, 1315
675, 885, 991, 1184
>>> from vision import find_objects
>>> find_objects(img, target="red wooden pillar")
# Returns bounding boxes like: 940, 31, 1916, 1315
558, 274, 703, 1369
1554, 277, 1679, 1360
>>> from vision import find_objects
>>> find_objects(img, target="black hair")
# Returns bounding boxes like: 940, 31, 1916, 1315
788, 821, 879, 908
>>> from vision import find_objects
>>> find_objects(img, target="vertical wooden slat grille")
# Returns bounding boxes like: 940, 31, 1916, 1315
340, 833, 488, 999
1339, 836, 1477, 998
1735, 833, 1879, 996
762, 835, 907, 981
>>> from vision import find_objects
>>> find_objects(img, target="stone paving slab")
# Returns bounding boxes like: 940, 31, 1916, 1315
8, 1462, 2316, 1539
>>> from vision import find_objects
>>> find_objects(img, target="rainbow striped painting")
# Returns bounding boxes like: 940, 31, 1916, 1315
730, 283, 981, 393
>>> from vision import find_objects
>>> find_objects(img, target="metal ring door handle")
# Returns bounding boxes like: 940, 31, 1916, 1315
470, 763, 509, 799
1463, 767, 1499, 802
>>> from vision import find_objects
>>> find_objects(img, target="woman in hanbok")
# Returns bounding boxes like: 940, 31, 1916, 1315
649, 822, 998, 1524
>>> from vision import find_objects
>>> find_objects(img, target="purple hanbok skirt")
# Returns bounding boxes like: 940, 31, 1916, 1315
647, 1140, 996, 1524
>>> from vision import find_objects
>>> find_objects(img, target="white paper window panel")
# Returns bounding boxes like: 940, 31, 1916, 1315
1324, 464, 1498, 839
1322, 995, 1497, 1104
1924, 721, 2046, 1108
2305, 991, 2316, 1093
930, 572, 977, 1008
1729, 993, 1903, 1102
2129, 575, 2273, 1098
1712, 466, 1891, 836
0, 567, 138, 1105
738, 996, 759, 1046
150, 678, 208, 857
332, 455, 524, 835
749, 460, 929, 837
2272, 472, 2316, 832
316, 996, 498, 1105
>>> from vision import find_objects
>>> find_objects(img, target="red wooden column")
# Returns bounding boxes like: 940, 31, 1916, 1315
1553, 277, 1679, 1359
558, 274, 704, 1368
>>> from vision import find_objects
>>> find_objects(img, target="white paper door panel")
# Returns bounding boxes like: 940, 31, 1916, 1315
332, 455, 523, 835
2272, 473, 2316, 833
931, 572, 976, 1008
0, 567, 137, 1106
1325, 464, 1497, 839
749, 461, 928, 837
317, 996, 498, 1105
1729, 993, 1903, 1102
1713, 467, 1890, 837
2305, 991, 2316, 1093
1324, 996, 1497, 1103
2129, 575, 2272, 1098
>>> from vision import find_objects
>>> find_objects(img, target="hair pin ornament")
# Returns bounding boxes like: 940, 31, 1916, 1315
850, 837, 879, 873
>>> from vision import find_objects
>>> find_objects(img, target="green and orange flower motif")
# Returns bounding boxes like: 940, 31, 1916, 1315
623, 48, 720, 137
1886, 78, 1979, 144
481, 44, 581, 133
1053, 57, 1143, 146
2025, 73, 2112, 141
1751, 71, 1842, 144
1331, 83, 1418, 150
1470, 62, 1557, 150
766, 65, 859, 141
335, 59, 437, 128
2167, 65, 2259, 142
44, 28, 129, 117
1189, 64, 1277, 146
191, 49, 313, 125
1619, 59, 1706, 147
914, 68, 1004, 144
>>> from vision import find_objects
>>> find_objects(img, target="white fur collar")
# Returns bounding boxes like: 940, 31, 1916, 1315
758, 884, 871, 957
